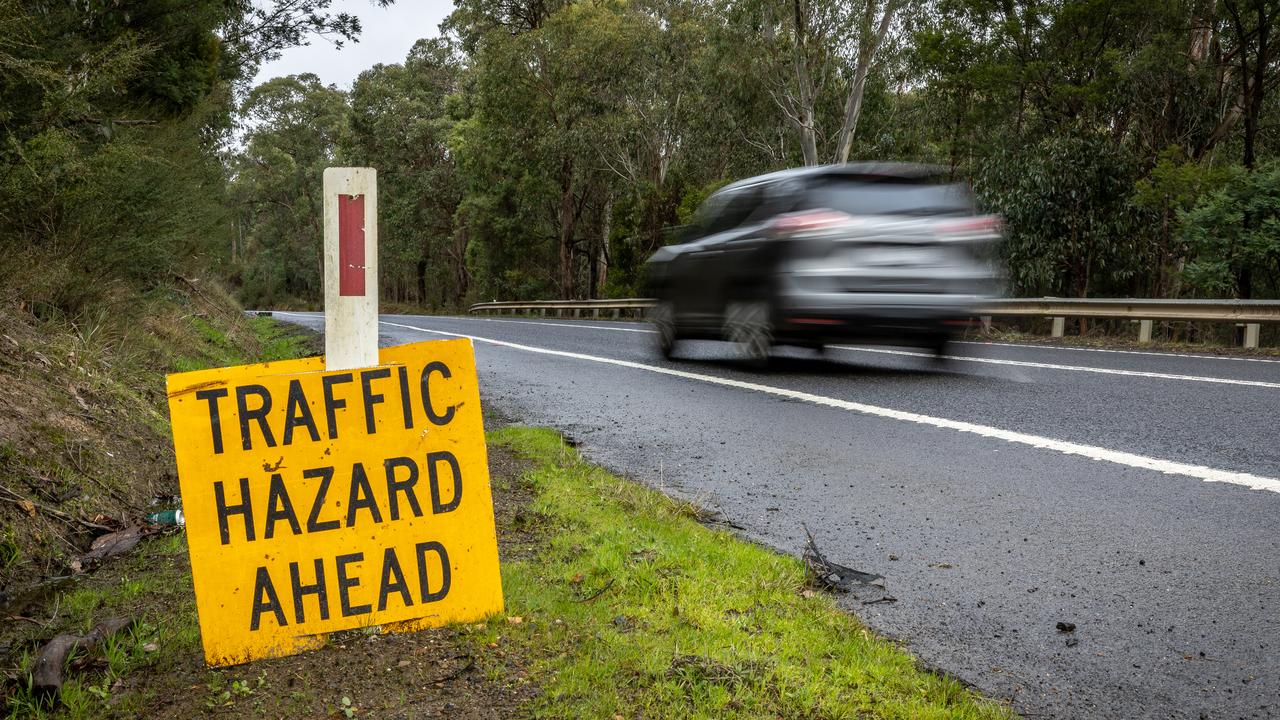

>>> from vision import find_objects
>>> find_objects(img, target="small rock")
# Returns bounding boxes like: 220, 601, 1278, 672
888, 554, 899, 561
142, 643, 158, 653
1027, 587, 1039, 593
1056, 621, 1077, 633
397, 660, 411, 668
1065, 638, 1079, 648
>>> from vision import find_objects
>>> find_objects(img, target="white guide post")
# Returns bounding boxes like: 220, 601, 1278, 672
323, 167, 379, 371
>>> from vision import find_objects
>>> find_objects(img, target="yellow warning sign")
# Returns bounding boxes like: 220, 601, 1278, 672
166, 339, 503, 666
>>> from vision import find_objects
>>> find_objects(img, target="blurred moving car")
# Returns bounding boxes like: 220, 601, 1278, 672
644, 163, 1003, 363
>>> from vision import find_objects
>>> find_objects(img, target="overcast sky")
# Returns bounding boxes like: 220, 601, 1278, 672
250, 0, 455, 90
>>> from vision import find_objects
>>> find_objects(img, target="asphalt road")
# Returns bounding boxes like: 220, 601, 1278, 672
277, 310, 1280, 719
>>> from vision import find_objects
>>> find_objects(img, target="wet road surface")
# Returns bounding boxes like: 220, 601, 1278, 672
276, 311, 1280, 720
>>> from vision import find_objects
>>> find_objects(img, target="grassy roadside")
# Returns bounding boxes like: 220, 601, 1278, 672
4, 415, 1014, 718
491, 427, 1011, 720
0, 284, 320, 595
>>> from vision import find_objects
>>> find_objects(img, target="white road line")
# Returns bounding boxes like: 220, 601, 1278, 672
956, 340, 1280, 364
380, 319, 1280, 495
832, 346, 1280, 389
279, 311, 1275, 387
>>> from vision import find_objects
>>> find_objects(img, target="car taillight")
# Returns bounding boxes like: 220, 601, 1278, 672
766, 209, 855, 236
937, 215, 1002, 236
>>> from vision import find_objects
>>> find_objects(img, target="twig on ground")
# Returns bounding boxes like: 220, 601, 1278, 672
433, 656, 475, 683
574, 578, 616, 603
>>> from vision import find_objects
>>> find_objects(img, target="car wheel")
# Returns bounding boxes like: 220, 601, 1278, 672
930, 336, 951, 361
725, 300, 773, 367
650, 301, 678, 358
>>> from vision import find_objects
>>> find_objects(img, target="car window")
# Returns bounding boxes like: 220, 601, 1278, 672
745, 180, 803, 225
700, 186, 764, 235
802, 178, 974, 216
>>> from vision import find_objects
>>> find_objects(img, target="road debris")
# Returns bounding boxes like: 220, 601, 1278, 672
70, 525, 147, 573
1056, 621, 1077, 633
144, 508, 185, 526
802, 525, 884, 592
32, 617, 133, 699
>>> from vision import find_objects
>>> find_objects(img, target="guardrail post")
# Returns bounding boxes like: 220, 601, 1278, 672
1051, 316, 1065, 338
1138, 320, 1153, 343
1244, 323, 1260, 349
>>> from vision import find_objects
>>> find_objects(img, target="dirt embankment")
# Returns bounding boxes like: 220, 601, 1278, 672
0, 282, 317, 607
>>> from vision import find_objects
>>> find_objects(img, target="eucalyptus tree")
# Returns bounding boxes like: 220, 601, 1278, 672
343, 40, 466, 307
232, 75, 350, 305
717, 0, 902, 165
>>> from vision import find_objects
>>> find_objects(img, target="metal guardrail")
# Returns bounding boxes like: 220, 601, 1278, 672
983, 298, 1280, 323
469, 297, 1280, 347
468, 299, 653, 317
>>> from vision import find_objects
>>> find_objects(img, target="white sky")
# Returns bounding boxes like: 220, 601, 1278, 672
250, 0, 456, 90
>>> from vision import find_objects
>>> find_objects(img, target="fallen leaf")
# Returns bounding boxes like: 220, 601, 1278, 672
18, 500, 35, 517
506, 616, 523, 625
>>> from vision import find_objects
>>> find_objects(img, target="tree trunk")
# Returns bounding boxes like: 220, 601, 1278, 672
1244, 7, 1268, 170
558, 156, 577, 298
416, 258, 427, 306
451, 222, 470, 307
597, 193, 612, 296
835, 0, 899, 163
798, 119, 818, 166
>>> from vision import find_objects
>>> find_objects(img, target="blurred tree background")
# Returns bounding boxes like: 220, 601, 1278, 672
4, 0, 1280, 313
0, 0, 387, 315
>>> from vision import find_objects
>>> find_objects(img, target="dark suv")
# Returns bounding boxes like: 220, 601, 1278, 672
644, 163, 1002, 362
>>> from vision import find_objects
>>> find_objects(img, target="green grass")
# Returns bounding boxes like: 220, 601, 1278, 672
4, 414, 1012, 718
488, 427, 1013, 720
246, 316, 316, 362
3, 533, 200, 720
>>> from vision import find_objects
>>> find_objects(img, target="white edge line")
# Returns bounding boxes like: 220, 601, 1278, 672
379, 319, 1280, 495
832, 346, 1280, 389
956, 340, 1280, 364
277, 311, 1276, 388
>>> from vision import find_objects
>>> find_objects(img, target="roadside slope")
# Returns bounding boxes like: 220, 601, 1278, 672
0, 284, 316, 604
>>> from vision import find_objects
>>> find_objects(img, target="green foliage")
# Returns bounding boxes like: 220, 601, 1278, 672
979, 134, 1145, 297
344, 40, 466, 308
229, 74, 349, 307
0, 0, 386, 312
1179, 163, 1280, 298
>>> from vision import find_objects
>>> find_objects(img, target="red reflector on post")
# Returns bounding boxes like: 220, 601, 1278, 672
338, 194, 365, 296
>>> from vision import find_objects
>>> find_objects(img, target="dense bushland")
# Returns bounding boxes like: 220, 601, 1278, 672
228, 0, 1280, 310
